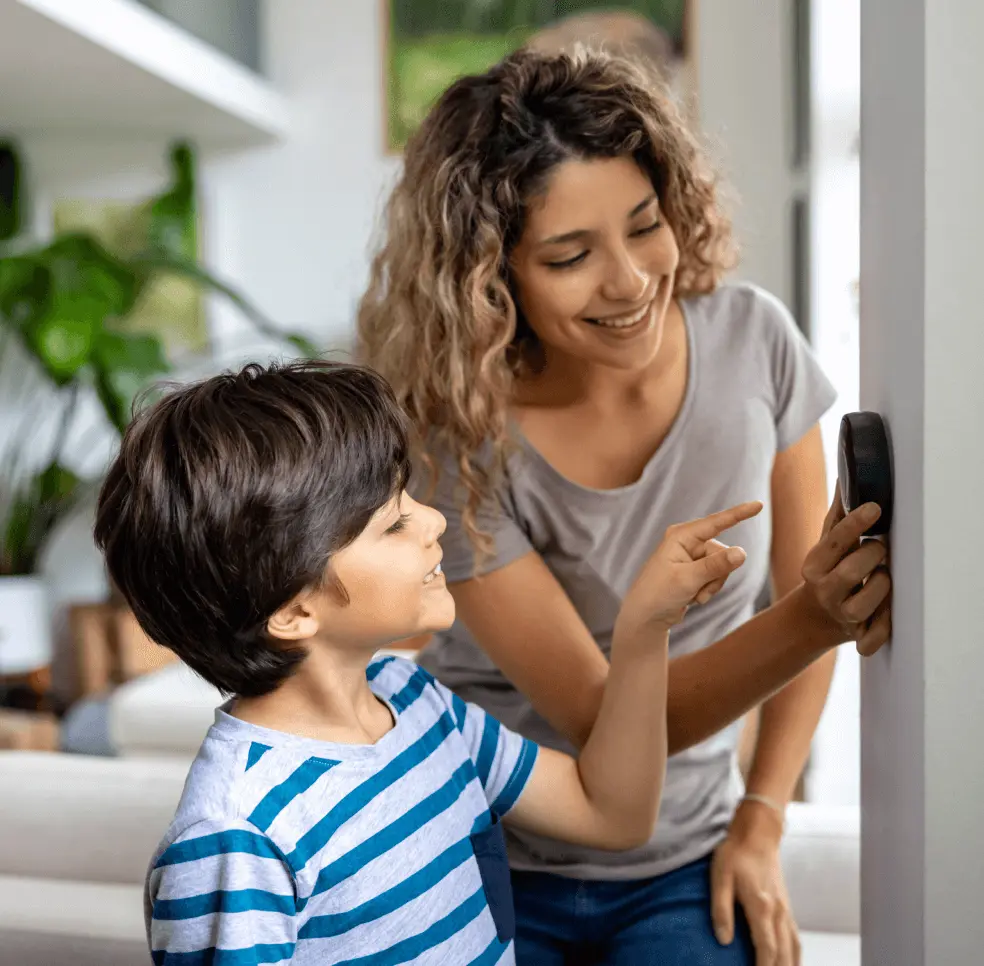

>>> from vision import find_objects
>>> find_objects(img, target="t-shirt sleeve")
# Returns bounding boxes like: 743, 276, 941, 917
147, 818, 298, 965
754, 286, 838, 451
409, 440, 533, 582
429, 675, 539, 817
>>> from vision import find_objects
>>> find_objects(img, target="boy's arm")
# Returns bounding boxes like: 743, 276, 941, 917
148, 818, 297, 964
502, 502, 762, 850
504, 622, 668, 849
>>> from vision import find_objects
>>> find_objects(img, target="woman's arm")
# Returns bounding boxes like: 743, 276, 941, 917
450, 496, 889, 753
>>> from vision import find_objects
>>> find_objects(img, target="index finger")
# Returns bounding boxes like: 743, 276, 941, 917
685, 501, 764, 542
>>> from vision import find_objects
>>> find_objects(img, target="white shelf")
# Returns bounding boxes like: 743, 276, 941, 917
0, 0, 290, 148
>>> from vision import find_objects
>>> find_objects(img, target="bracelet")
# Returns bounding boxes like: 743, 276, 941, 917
741, 793, 786, 826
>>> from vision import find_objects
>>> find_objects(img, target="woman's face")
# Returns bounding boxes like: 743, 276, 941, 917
510, 156, 680, 371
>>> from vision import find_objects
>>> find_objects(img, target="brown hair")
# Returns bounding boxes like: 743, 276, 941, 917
94, 361, 412, 697
358, 47, 735, 561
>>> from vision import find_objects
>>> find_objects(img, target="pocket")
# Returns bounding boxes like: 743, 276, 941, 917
470, 812, 516, 943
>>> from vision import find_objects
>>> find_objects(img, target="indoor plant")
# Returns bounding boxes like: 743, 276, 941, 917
0, 140, 314, 689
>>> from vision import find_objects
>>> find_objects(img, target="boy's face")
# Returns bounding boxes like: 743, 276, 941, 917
280, 492, 456, 651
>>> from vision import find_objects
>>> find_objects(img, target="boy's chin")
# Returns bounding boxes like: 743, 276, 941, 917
412, 599, 457, 638
371, 596, 456, 654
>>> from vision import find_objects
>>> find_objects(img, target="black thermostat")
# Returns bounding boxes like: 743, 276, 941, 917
838, 411, 893, 537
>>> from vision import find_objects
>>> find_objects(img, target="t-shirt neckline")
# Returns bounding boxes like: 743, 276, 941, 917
511, 296, 700, 498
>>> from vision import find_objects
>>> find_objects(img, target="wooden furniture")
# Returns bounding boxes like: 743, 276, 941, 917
0, 709, 59, 751
67, 602, 176, 699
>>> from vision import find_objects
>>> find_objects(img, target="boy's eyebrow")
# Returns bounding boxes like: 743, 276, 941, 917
378, 497, 403, 524
538, 194, 659, 246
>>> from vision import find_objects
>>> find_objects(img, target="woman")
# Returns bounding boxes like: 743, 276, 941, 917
358, 48, 890, 966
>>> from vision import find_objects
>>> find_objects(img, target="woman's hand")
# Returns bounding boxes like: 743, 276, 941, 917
711, 804, 800, 966
799, 491, 892, 656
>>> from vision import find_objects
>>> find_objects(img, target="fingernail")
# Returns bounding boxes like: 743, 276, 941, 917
727, 546, 746, 564
863, 503, 881, 521
714, 927, 731, 946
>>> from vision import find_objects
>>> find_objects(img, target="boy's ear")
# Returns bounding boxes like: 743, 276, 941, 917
267, 592, 321, 642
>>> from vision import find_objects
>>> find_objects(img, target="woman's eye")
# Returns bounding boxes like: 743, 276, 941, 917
632, 220, 662, 237
546, 251, 589, 270
386, 514, 411, 534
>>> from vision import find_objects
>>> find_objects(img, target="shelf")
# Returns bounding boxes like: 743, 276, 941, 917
0, 0, 290, 148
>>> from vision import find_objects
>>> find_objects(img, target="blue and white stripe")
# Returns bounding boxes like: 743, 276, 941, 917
146, 657, 537, 965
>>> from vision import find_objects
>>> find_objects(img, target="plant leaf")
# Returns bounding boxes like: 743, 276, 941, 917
286, 334, 320, 358
131, 253, 319, 357
1, 461, 81, 575
0, 255, 47, 327
90, 330, 171, 433
146, 142, 197, 261
4, 234, 142, 384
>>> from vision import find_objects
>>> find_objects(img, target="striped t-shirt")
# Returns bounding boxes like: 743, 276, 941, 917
146, 656, 539, 965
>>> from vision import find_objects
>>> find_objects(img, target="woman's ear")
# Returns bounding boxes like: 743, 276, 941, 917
267, 592, 321, 642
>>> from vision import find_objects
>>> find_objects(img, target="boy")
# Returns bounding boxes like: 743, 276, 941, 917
95, 360, 758, 965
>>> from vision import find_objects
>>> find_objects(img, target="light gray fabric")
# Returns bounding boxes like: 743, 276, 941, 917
61, 695, 116, 757
415, 282, 837, 881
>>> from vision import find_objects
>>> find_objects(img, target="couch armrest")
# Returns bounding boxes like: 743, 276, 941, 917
782, 802, 860, 935
0, 752, 188, 884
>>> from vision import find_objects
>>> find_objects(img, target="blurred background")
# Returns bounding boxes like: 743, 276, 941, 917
0, 1, 862, 963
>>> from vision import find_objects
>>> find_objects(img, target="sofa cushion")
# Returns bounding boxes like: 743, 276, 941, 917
799, 930, 860, 966
0, 752, 186, 884
782, 802, 860, 935
109, 661, 221, 760
0, 875, 146, 966
109, 649, 421, 760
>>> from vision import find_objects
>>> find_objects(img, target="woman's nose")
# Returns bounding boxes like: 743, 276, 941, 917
602, 248, 650, 303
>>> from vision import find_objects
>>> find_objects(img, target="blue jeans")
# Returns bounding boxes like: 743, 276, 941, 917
511, 855, 755, 965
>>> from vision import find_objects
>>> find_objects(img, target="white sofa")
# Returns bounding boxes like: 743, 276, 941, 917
0, 659, 861, 965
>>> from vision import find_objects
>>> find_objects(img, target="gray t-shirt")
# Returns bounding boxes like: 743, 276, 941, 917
415, 282, 837, 881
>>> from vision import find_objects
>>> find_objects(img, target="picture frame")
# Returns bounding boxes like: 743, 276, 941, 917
382, 0, 696, 154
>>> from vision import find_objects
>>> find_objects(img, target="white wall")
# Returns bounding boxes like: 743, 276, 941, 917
696, 0, 801, 310
861, 0, 984, 959
805, 0, 862, 807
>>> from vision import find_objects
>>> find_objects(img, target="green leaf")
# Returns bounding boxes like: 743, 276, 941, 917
1, 462, 81, 575
3, 235, 143, 384
29, 309, 94, 382
45, 234, 141, 317
146, 142, 197, 261
286, 334, 320, 358
90, 330, 170, 432
131, 253, 318, 357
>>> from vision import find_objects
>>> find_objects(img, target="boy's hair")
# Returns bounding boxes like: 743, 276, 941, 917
94, 360, 412, 698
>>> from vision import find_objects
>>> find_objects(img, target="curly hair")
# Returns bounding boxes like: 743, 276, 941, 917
358, 46, 735, 562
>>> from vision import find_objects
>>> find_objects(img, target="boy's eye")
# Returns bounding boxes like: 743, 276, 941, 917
386, 514, 411, 534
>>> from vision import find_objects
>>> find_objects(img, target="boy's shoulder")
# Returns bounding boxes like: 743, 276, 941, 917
152, 710, 348, 874
151, 723, 288, 866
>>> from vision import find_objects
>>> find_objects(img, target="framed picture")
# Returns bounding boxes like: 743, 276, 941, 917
384, 0, 695, 153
